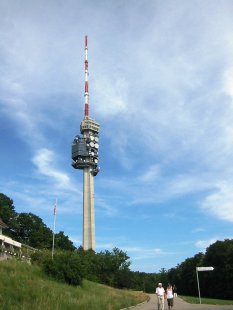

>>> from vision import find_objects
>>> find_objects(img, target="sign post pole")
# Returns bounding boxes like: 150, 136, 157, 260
196, 267, 214, 305
196, 268, 201, 304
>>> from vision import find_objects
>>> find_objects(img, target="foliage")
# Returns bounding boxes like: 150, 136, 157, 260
43, 252, 84, 286
31, 249, 53, 265
0, 193, 18, 239
32, 247, 132, 288
128, 269, 168, 293
202, 239, 233, 299
95, 247, 131, 287
16, 212, 52, 249
54, 231, 76, 251
73, 247, 99, 282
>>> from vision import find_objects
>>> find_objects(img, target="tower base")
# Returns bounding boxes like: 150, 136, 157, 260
83, 167, 95, 251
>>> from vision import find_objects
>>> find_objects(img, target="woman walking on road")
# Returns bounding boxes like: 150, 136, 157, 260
166, 283, 174, 310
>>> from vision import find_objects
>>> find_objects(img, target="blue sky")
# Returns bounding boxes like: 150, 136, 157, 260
1, 0, 233, 272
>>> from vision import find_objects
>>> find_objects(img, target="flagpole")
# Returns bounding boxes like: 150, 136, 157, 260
52, 198, 57, 259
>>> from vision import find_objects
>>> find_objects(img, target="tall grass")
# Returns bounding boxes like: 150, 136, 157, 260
0, 260, 147, 310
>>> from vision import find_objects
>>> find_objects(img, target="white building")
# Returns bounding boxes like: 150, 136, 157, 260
0, 218, 22, 259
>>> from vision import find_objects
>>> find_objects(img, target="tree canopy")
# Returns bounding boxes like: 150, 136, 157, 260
0, 193, 18, 239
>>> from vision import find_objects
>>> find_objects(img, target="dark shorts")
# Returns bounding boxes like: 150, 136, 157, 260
167, 298, 174, 306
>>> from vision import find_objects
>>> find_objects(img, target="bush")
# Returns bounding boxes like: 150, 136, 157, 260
44, 252, 84, 286
31, 250, 51, 265
32, 250, 84, 286
31, 248, 133, 288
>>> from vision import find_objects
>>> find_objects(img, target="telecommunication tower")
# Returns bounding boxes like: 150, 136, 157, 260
71, 36, 100, 251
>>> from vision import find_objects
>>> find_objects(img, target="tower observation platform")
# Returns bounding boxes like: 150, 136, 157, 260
71, 36, 100, 251
72, 116, 100, 176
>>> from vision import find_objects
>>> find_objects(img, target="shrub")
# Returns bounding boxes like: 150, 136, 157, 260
32, 250, 84, 286
31, 249, 51, 265
44, 252, 84, 286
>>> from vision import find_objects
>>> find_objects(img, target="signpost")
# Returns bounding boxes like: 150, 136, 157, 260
196, 266, 214, 304
196, 267, 214, 271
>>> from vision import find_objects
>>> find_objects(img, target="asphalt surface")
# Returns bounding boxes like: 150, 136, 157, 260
130, 294, 233, 310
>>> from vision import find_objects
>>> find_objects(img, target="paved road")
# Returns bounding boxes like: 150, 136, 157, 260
130, 294, 233, 310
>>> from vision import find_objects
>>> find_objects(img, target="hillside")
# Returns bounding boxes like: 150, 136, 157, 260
0, 260, 148, 310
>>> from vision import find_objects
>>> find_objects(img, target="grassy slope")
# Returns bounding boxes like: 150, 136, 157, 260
0, 260, 148, 310
180, 295, 233, 305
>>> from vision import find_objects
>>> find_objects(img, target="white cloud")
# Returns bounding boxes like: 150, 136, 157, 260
167, 174, 212, 197
126, 247, 173, 261
96, 242, 115, 250
96, 197, 117, 217
99, 170, 214, 208
126, 247, 162, 254
192, 227, 205, 233
223, 67, 233, 99
195, 238, 217, 250
0, 178, 83, 217
139, 164, 161, 182
32, 148, 70, 187
93, 76, 128, 117
202, 182, 233, 222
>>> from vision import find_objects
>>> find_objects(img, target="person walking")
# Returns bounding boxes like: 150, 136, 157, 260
173, 284, 177, 297
166, 283, 174, 310
155, 282, 165, 310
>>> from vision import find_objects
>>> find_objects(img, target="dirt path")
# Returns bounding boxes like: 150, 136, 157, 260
129, 294, 233, 310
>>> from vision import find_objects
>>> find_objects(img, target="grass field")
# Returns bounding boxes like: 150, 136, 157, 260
0, 260, 148, 310
180, 295, 233, 305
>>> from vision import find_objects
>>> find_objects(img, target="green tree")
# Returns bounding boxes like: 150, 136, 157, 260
95, 248, 131, 287
55, 231, 75, 251
144, 273, 158, 293
130, 271, 145, 291
112, 247, 131, 270
0, 193, 18, 239
16, 213, 52, 249
157, 268, 168, 287
202, 239, 233, 299
111, 248, 131, 288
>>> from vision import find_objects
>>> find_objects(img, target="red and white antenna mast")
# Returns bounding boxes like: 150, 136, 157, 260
84, 35, 89, 117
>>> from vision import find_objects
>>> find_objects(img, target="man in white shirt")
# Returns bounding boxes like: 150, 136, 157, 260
155, 283, 165, 310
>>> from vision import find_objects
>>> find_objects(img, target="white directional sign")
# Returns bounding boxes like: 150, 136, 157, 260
196, 267, 214, 271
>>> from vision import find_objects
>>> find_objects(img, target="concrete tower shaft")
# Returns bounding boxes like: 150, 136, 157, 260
83, 167, 95, 250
